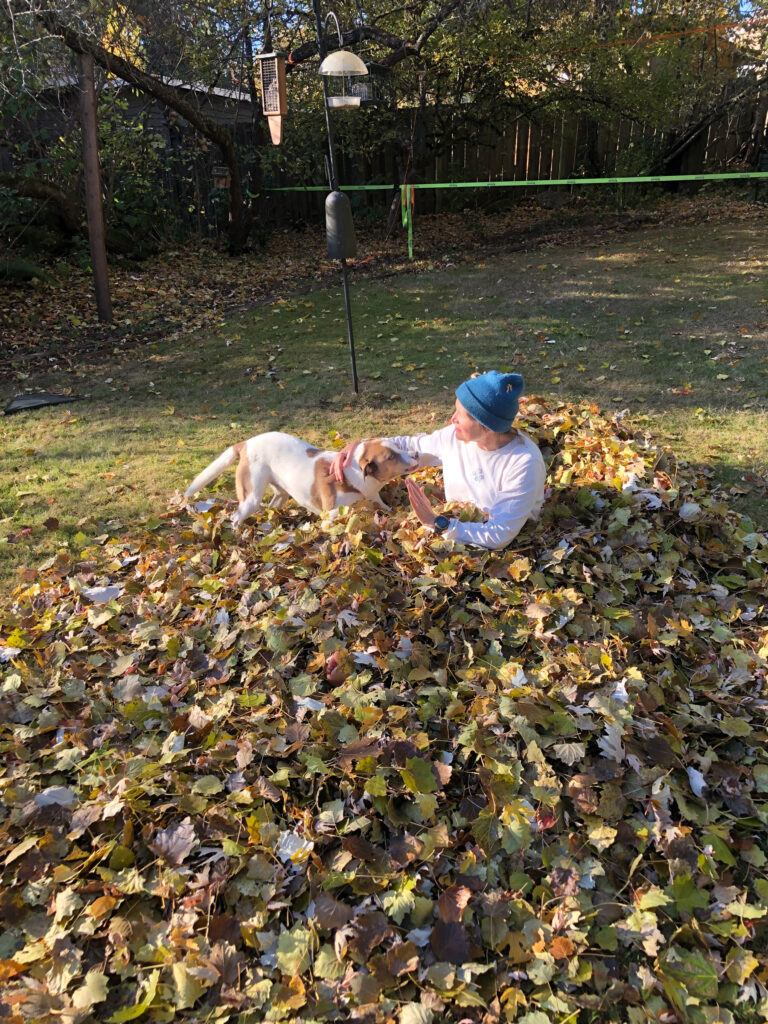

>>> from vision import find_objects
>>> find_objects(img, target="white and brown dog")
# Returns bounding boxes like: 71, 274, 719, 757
184, 432, 415, 526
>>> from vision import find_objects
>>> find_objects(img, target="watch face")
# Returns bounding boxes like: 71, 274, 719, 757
434, 515, 450, 532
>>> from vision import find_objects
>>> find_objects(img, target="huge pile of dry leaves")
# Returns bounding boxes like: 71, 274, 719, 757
1, 400, 767, 1024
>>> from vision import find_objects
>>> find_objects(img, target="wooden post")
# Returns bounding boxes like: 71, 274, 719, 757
78, 52, 112, 323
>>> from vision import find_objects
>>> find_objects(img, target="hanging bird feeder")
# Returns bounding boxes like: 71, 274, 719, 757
318, 17, 368, 109
257, 51, 287, 144
321, 60, 388, 108
354, 62, 390, 107
212, 164, 231, 190
311, 6, 371, 394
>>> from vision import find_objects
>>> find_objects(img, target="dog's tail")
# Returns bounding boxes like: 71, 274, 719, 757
185, 446, 238, 499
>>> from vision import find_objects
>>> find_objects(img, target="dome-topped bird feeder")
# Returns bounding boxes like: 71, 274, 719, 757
321, 60, 389, 109
318, 15, 368, 109
256, 51, 287, 144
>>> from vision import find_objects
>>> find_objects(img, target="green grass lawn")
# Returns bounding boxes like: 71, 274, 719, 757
1, 213, 766, 599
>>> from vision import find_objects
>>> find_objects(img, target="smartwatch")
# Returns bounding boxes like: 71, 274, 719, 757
432, 514, 451, 535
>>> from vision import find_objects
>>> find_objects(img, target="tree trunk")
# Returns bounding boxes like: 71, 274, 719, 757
78, 52, 112, 323
747, 88, 768, 164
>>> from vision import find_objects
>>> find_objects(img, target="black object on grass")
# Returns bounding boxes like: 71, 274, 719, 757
4, 392, 84, 415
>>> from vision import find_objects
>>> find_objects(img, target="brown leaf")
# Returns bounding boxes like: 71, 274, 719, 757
386, 940, 420, 976
549, 865, 580, 897
271, 975, 306, 1011
68, 801, 106, 839
207, 915, 242, 946
637, 734, 676, 767
349, 911, 392, 960
235, 739, 254, 770
437, 885, 472, 923
207, 941, 244, 986
389, 833, 424, 868
568, 774, 599, 815
502, 930, 534, 965
430, 919, 472, 965
524, 601, 552, 620
349, 972, 381, 1004
550, 936, 576, 960
459, 793, 487, 819
569, 772, 597, 789
284, 722, 310, 749
253, 777, 282, 802
342, 835, 382, 864
478, 890, 511, 919
149, 816, 197, 866
0, 960, 25, 982
86, 895, 117, 920
325, 649, 353, 683
314, 893, 354, 930
188, 705, 211, 731
337, 738, 382, 769
348, 1003, 382, 1023
392, 739, 419, 766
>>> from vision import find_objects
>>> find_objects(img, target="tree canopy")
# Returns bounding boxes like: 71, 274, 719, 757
1, 0, 766, 250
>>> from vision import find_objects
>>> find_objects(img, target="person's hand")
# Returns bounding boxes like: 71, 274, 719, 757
331, 442, 357, 483
405, 477, 437, 528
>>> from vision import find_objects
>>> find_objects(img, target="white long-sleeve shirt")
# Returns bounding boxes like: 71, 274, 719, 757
389, 425, 546, 550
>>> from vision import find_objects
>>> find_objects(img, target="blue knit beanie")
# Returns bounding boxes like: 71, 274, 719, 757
455, 371, 525, 432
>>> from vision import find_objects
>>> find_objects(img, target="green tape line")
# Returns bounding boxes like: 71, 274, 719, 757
267, 171, 768, 192
270, 171, 768, 262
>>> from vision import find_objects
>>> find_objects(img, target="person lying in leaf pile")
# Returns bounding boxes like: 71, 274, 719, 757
332, 370, 546, 550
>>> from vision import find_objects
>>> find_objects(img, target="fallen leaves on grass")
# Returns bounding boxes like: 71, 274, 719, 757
1, 400, 768, 1024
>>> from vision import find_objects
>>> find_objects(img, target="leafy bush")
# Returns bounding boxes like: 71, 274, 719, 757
0, 255, 50, 283
97, 93, 167, 246
2, 88, 170, 259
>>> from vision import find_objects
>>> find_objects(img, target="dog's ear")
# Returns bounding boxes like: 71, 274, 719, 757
358, 443, 375, 478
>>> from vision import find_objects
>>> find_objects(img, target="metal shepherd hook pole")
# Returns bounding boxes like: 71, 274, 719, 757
312, 0, 360, 394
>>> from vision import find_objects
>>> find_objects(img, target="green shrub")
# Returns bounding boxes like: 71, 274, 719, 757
0, 256, 50, 283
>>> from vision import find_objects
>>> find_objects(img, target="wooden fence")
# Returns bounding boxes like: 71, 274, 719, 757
3, 85, 762, 237
265, 100, 761, 225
